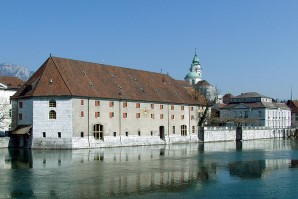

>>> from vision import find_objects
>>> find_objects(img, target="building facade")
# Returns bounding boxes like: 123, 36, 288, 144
286, 100, 298, 129
219, 92, 291, 128
11, 56, 206, 149
0, 76, 24, 133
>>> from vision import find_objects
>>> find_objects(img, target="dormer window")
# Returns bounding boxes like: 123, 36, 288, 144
49, 100, 56, 107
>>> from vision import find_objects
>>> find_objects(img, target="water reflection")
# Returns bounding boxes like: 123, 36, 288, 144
229, 160, 266, 178
0, 139, 298, 198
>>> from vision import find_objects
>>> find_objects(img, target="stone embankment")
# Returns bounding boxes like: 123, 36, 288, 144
199, 126, 295, 142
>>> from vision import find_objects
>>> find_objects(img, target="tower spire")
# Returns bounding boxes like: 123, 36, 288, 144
291, 85, 293, 100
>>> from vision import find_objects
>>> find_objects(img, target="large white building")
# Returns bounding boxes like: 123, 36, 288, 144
219, 92, 291, 128
0, 76, 24, 134
11, 56, 206, 149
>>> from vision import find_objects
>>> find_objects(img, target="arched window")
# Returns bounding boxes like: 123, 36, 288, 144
49, 100, 56, 107
181, 125, 187, 136
49, 110, 56, 119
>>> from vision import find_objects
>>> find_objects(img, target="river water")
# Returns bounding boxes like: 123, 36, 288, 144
1, 139, 298, 199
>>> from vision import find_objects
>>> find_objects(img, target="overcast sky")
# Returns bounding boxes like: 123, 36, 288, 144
1, 0, 297, 100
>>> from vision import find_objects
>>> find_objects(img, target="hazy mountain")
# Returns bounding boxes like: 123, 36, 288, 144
0, 63, 34, 81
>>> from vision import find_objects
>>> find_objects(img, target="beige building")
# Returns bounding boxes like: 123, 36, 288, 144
11, 56, 206, 149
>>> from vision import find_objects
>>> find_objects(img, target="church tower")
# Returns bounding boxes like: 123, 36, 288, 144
184, 49, 202, 85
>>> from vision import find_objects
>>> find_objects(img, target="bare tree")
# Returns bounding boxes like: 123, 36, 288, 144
197, 85, 219, 127
0, 98, 10, 131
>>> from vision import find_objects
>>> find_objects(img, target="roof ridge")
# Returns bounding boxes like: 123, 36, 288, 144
50, 57, 73, 95
51, 56, 168, 77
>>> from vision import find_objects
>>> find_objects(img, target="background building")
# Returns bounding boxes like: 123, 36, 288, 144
0, 76, 24, 134
286, 100, 298, 129
219, 92, 291, 128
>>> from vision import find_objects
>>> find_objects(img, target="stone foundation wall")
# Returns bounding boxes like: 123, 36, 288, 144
201, 127, 295, 142
202, 127, 236, 142
6, 127, 296, 149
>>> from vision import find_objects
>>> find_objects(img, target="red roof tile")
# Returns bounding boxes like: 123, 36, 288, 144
0, 76, 24, 89
13, 57, 204, 105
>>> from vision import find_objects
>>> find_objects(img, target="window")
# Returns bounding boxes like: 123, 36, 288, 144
49, 100, 56, 107
123, 112, 127, 118
110, 112, 114, 118
81, 100, 84, 105
95, 100, 100, 106
93, 124, 104, 140
81, 132, 84, 138
58, 132, 61, 138
136, 113, 141, 119
191, 107, 194, 111
43, 132, 46, 138
126, 132, 128, 136
19, 113, 22, 120
171, 105, 174, 110
114, 132, 116, 137
151, 131, 153, 136
151, 104, 154, 109
160, 104, 163, 110
151, 114, 154, 119
191, 115, 194, 120
136, 103, 140, 108
81, 111, 84, 117
19, 101, 23, 108
9, 109, 12, 118
109, 101, 114, 107
181, 115, 185, 120
192, 126, 195, 134
49, 110, 56, 119
160, 114, 164, 119
95, 112, 100, 118
181, 106, 184, 111
123, 101, 127, 108
172, 126, 175, 134
259, 111, 262, 117
171, 115, 175, 120
138, 131, 141, 136
181, 125, 187, 136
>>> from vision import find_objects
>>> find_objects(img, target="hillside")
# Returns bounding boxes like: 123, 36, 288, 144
0, 63, 34, 81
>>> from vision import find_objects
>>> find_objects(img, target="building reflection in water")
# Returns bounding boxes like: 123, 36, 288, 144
229, 160, 266, 178
0, 139, 296, 198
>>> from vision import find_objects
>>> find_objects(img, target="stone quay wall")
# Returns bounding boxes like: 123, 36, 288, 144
199, 126, 295, 143
5, 127, 295, 149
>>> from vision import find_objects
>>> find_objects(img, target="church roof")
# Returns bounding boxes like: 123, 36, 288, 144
12, 56, 204, 105
0, 76, 24, 89
192, 50, 200, 65
185, 72, 200, 79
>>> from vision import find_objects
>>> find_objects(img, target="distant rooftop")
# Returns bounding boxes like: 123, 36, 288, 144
0, 76, 24, 89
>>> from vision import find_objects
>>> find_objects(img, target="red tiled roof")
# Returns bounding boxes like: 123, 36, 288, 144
287, 100, 298, 113
176, 80, 192, 88
0, 76, 24, 89
195, 80, 211, 87
13, 57, 204, 105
